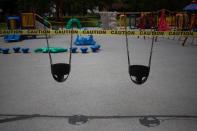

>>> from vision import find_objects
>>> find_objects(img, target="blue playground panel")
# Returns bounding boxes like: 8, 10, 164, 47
75, 35, 96, 46
4, 35, 22, 42
22, 48, 30, 53
70, 47, 78, 53
13, 47, 21, 53
80, 47, 88, 53
2, 48, 10, 54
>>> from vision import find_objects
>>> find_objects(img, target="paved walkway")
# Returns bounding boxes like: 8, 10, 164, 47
0, 35, 197, 131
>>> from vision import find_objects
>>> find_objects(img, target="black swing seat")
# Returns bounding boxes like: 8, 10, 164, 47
51, 63, 71, 82
129, 65, 150, 85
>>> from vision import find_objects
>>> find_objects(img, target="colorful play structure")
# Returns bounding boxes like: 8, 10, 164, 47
1, 0, 196, 46
4, 16, 22, 42
74, 35, 96, 46
98, 0, 197, 34
4, 12, 51, 42
73, 28, 101, 53
98, 0, 196, 45
74, 34, 101, 53
115, 10, 174, 31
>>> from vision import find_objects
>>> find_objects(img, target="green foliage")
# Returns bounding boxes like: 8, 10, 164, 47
0, 23, 7, 29
17, 0, 51, 14
0, 0, 193, 16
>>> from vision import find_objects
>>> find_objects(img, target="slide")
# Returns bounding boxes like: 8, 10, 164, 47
4, 35, 21, 42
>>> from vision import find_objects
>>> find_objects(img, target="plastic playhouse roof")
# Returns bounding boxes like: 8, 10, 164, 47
7, 16, 20, 20
184, 1, 197, 11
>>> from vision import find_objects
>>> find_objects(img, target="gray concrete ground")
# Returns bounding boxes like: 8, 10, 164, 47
0, 34, 197, 131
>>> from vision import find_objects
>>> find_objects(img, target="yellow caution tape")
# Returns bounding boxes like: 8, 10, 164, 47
0, 29, 197, 36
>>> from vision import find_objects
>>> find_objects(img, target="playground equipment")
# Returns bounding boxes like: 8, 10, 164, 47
95, 44, 101, 50
45, 22, 74, 82
135, 12, 156, 30
21, 48, 30, 53
21, 13, 37, 39
154, 9, 173, 41
109, 12, 118, 29
174, 13, 190, 43
182, 0, 197, 46
35, 47, 67, 53
120, 11, 175, 31
90, 46, 97, 52
74, 30, 101, 52
22, 13, 51, 38
21, 13, 51, 29
70, 45, 101, 53
2, 48, 10, 54
137, 12, 147, 39
74, 35, 96, 46
21, 13, 36, 29
90, 44, 101, 52
186, 2, 197, 27
80, 47, 88, 53
150, 9, 175, 30
157, 9, 171, 31
184, 0, 197, 12
117, 12, 156, 30
119, 14, 127, 29
99, 12, 118, 29
137, 12, 146, 30
70, 47, 78, 53
166, 13, 176, 29
146, 13, 156, 29
13, 47, 21, 53
176, 13, 185, 31
6, 16, 21, 29
4, 16, 22, 42
46, 32, 73, 82
66, 18, 82, 29
4, 13, 51, 42
125, 26, 155, 85
4, 34, 22, 42
129, 14, 137, 29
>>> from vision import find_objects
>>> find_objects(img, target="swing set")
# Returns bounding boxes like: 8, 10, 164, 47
45, 23, 73, 82
125, 29, 154, 85
45, 15, 155, 85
